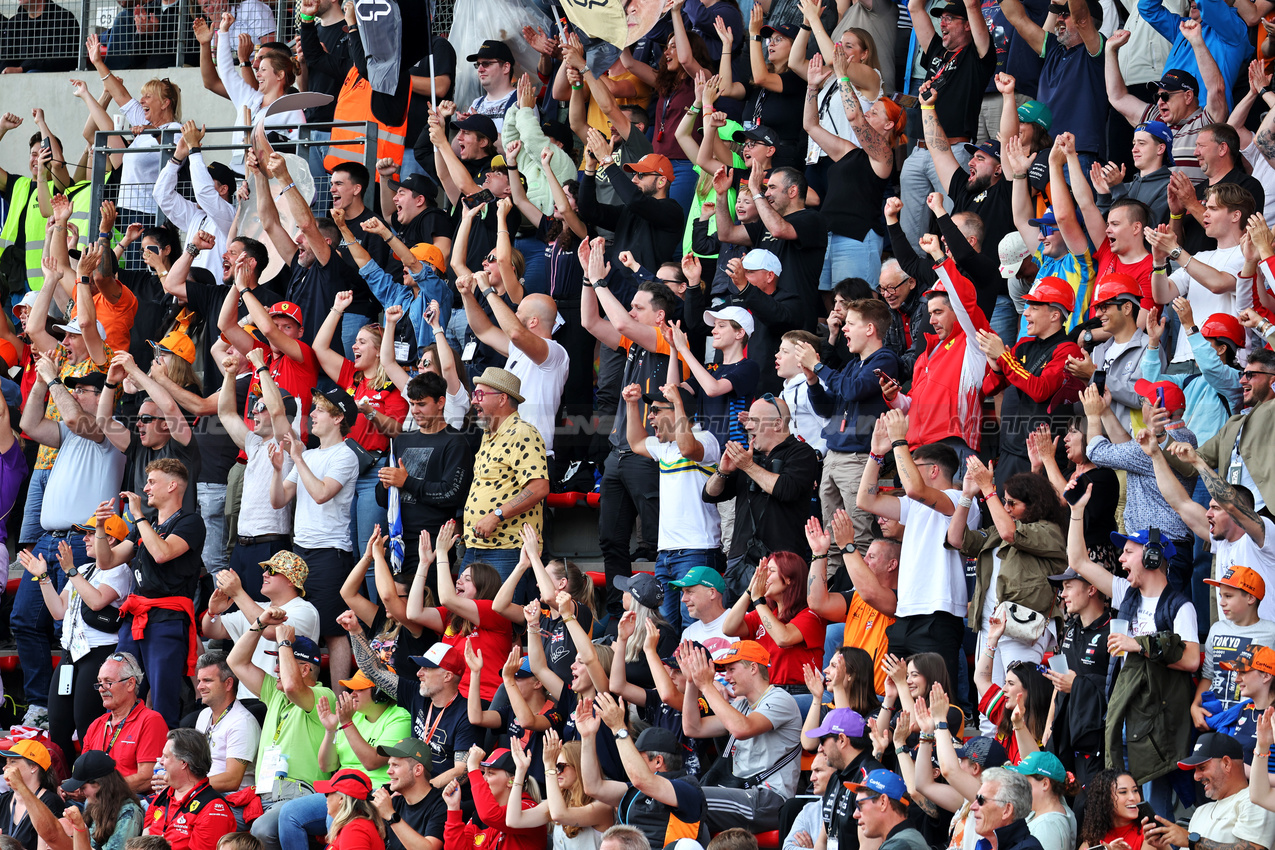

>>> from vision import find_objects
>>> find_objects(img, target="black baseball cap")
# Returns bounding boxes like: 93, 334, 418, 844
1156, 69, 1199, 95
454, 114, 499, 141
930, 2, 969, 16
315, 388, 358, 427
760, 22, 799, 39
635, 727, 681, 754
206, 161, 238, 195
732, 125, 778, 147
541, 121, 575, 151
65, 372, 107, 391
61, 751, 117, 792
1178, 732, 1243, 768
398, 172, 439, 196
466, 39, 515, 65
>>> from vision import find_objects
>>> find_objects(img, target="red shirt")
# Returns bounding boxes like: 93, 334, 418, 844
435, 600, 514, 701
145, 780, 236, 850
444, 771, 543, 850
742, 608, 825, 686
337, 359, 409, 452
979, 683, 1022, 764
241, 340, 320, 441
82, 701, 168, 776
327, 817, 385, 850
1093, 240, 1154, 309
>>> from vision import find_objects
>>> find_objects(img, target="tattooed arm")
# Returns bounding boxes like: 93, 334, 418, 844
348, 626, 401, 699
921, 92, 961, 194
839, 77, 893, 174
1177, 442, 1267, 543
1255, 105, 1275, 163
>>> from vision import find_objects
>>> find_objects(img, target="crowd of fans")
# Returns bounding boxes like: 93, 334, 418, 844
7, 0, 1275, 847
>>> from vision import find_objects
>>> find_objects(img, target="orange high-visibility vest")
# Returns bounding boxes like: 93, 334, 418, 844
324, 67, 410, 179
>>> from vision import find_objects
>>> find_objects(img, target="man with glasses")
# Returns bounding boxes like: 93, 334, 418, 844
1167, 348, 1275, 514
461, 366, 549, 579
877, 260, 932, 383
970, 768, 1041, 850
19, 357, 126, 730
97, 349, 200, 521
1106, 54, 1227, 185
465, 40, 518, 132
703, 395, 820, 586
849, 770, 926, 850
81, 651, 168, 794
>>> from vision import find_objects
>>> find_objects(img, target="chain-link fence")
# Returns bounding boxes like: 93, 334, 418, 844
0, 0, 87, 71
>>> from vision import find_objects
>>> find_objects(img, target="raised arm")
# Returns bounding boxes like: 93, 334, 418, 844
1104, 31, 1150, 127
919, 85, 961, 193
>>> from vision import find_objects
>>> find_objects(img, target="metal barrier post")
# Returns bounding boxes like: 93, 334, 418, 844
78, 0, 91, 71
87, 133, 110, 239
362, 121, 378, 210
176, 0, 188, 67
154, 127, 180, 228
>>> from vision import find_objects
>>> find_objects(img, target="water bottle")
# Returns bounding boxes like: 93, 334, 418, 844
272, 753, 289, 798
152, 763, 166, 796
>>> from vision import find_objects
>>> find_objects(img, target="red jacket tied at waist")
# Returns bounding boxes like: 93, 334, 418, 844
118, 595, 200, 674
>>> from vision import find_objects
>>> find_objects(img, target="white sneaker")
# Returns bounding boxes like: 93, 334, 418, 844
21, 705, 48, 729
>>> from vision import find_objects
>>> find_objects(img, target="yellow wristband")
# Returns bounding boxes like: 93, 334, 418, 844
920, 105, 936, 110
1170, 212, 1184, 220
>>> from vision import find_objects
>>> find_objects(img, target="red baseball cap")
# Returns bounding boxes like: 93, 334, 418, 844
623, 154, 675, 183
1133, 378, 1186, 414
269, 301, 304, 328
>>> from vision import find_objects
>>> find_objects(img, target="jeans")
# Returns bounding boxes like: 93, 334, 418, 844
668, 158, 698, 216
462, 545, 529, 603
446, 306, 469, 361
14, 532, 79, 707
898, 145, 973, 250
654, 548, 719, 632
198, 483, 229, 573
341, 313, 377, 360
17, 468, 50, 547
820, 230, 885, 291
824, 622, 845, 666
350, 460, 388, 563
515, 236, 549, 295
1190, 476, 1213, 639
275, 792, 332, 850
989, 294, 1019, 347
115, 617, 190, 727
400, 148, 423, 179
598, 451, 661, 618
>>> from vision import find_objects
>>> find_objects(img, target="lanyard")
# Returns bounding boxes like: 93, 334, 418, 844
205, 705, 231, 744
105, 701, 141, 752
272, 705, 293, 745
424, 695, 456, 744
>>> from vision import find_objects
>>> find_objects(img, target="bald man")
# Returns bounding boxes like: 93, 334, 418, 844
462, 285, 569, 455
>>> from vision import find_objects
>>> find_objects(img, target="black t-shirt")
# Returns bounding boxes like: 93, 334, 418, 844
194, 373, 251, 485
541, 606, 595, 685
622, 620, 680, 690
130, 509, 206, 621
404, 37, 458, 159
124, 435, 202, 519
0, 789, 64, 850
184, 277, 283, 387
555, 682, 625, 780
387, 788, 448, 850
286, 253, 359, 346
947, 170, 1014, 268
919, 37, 997, 141
640, 687, 707, 777
299, 20, 353, 123
822, 150, 889, 241
458, 202, 525, 279
119, 269, 179, 375
823, 753, 886, 850
378, 427, 473, 536
398, 682, 480, 781
694, 358, 759, 449
745, 209, 827, 325
396, 206, 452, 253
742, 70, 807, 150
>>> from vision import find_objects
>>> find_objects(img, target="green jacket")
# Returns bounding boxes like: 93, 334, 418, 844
1104, 630, 1193, 784
952, 520, 1066, 632
1171, 397, 1275, 511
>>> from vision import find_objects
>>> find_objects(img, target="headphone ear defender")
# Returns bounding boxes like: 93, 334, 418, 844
1143, 527, 1165, 571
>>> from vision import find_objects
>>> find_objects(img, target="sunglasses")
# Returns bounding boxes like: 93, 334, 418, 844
1039, 225, 1057, 237
975, 794, 1004, 807
761, 392, 781, 413
474, 60, 500, 68
1155, 90, 1180, 102
483, 254, 497, 264
137, 414, 160, 424
1242, 370, 1275, 380
555, 762, 569, 770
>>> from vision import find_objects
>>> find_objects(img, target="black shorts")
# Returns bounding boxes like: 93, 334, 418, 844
294, 546, 355, 637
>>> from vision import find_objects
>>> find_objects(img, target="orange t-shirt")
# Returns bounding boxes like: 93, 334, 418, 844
842, 591, 895, 695
70, 284, 139, 353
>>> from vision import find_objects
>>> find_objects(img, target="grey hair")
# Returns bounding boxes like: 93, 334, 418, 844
105, 651, 145, 687
982, 767, 1032, 822
879, 258, 907, 285
167, 728, 212, 779
601, 826, 653, 850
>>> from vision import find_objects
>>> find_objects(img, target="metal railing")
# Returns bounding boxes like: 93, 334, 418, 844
85, 118, 379, 238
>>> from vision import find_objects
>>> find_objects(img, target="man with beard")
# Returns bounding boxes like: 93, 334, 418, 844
1144, 733, 1275, 850
922, 87, 1013, 269
578, 142, 683, 273
343, 628, 477, 790
192, 652, 260, 796
371, 738, 449, 850
806, 709, 883, 850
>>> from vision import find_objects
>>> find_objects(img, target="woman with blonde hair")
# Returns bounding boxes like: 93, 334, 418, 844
314, 769, 386, 850
314, 290, 408, 560
212, 13, 305, 162
505, 733, 611, 850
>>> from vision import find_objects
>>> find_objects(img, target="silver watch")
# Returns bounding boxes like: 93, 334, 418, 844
614, 729, 630, 740
1169, 247, 1183, 260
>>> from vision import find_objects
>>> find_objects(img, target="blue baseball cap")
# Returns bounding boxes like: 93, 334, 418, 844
1135, 120, 1175, 166
809, 708, 867, 739
962, 140, 1001, 161
1009, 751, 1066, 782
845, 769, 910, 804
1110, 529, 1177, 559
265, 634, 322, 666
515, 657, 534, 679
1028, 209, 1057, 228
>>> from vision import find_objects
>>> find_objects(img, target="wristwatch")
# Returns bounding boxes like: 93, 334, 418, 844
936, 720, 948, 730
1169, 246, 1183, 260
1188, 832, 1201, 850
494, 507, 505, 520
65, 567, 80, 579
614, 729, 630, 740
812, 362, 826, 374
1186, 325, 1199, 336
387, 812, 402, 826
279, 639, 294, 649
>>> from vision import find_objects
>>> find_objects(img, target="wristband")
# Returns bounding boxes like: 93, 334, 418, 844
921, 104, 935, 110
1170, 212, 1183, 220
688, 105, 702, 114
169, 155, 187, 168
340, 722, 354, 730
249, 620, 265, 632
1011, 173, 1027, 180
276, 181, 297, 198
958, 495, 974, 508
801, 23, 813, 30
812, 552, 828, 560
839, 76, 850, 83
1258, 750, 1272, 759
298, 11, 315, 19
105, 380, 120, 389
256, 367, 269, 377
571, 83, 582, 90
891, 439, 908, 449
98, 232, 110, 240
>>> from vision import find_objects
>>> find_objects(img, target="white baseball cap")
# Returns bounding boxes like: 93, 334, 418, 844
703, 305, 756, 337
741, 249, 782, 276
53, 317, 107, 337
998, 231, 1032, 279
14, 292, 38, 312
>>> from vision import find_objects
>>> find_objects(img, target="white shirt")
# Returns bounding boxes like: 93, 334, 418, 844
1213, 518, 1275, 621
896, 488, 980, 618
1170, 244, 1246, 362
196, 700, 261, 790
646, 429, 721, 551
120, 100, 180, 215
782, 374, 830, 454
63, 564, 133, 660
152, 152, 234, 277
505, 338, 568, 456
221, 596, 321, 699
682, 610, 733, 659
1243, 142, 1275, 223
468, 90, 518, 132
242, 431, 294, 537
286, 442, 360, 550
1110, 575, 1199, 642
1188, 787, 1275, 846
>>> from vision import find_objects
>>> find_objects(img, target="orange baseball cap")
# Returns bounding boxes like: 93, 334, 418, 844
1222, 644, 1275, 676
339, 670, 377, 690
0, 739, 51, 770
1204, 566, 1266, 601
150, 330, 196, 364
714, 640, 771, 667
410, 243, 446, 274
72, 513, 130, 541
623, 153, 675, 183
